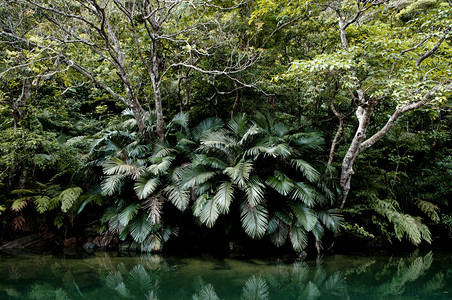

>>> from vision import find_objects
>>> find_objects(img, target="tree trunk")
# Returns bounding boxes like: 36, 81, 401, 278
338, 96, 377, 208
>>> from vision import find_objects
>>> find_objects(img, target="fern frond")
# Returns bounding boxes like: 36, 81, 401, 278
415, 199, 440, 223
34, 196, 51, 213
60, 187, 83, 212
11, 198, 29, 212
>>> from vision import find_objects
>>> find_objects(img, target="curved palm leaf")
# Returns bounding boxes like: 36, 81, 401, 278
290, 203, 317, 232
245, 175, 265, 206
134, 177, 160, 200
241, 275, 269, 300
129, 213, 154, 243
240, 203, 268, 239
164, 184, 190, 211
213, 182, 235, 213
289, 225, 308, 252
118, 203, 141, 227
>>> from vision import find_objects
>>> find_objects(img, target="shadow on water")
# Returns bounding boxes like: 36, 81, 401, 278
0, 251, 450, 299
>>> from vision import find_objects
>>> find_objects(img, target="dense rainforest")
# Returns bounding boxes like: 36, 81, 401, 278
0, 0, 450, 255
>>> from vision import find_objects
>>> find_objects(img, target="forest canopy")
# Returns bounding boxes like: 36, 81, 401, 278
0, 0, 451, 253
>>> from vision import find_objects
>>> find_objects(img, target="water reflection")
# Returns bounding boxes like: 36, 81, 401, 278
0, 251, 450, 299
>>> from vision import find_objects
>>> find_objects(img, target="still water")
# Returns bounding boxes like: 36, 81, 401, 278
0, 251, 450, 299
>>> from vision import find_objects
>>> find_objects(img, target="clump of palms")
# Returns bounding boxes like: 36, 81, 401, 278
181, 113, 342, 252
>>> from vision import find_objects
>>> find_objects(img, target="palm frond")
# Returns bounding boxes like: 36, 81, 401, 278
291, 159, 320, 182
101, 174, 127, 196
129, 213, 153, 243
240, 203, 268, 239
266, 171, 294, 196
193, 283, 220, 300
228, 113, 249, 136
311, 221, 325, 241
290, 203, 317, 231
198, 198, 220, 228
134, 177, 160, 200
129, 265, 152, 292
317, 209, 343, 232
152, 143, 176, 158
224, 161, 253, 188
182, 166, 217, 189
118, 203, 141, 227
192, 117, 224, 141
142, 197, 163, 225
268, 217, 289, 247
290, 182, 317, 207
245, 175, 265, 206
147, 156, 174, 175
104, 157, 143, 180
265, 143, 293, 158
213, 182, 235, 214
238, 124, 260, 146
241, 275, 269, 300
164, 184, 190, 211
167, 112, 189, 132
200, 130, 235, 148
273, 122, 290, 138
289, 225, 308, 252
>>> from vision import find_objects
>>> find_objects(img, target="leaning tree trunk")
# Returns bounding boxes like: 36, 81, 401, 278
338, 95, 377, 209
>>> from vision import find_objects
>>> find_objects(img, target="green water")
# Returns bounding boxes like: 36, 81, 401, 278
0, 251, 450, 299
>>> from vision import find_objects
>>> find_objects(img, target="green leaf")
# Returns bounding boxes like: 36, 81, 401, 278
291, 159, 320, 182
129, 213, 153, 243
60, 187, 83, 213
164, 184, 190, 211
245, 176, 265, 206
290, 203, 317, 231
118, 203, 141, 227
134, 177, 160, 200
289, 225, 308, 252
213, 182, 235, 213
240, 203, 268, 239
241, 275, 269, 300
